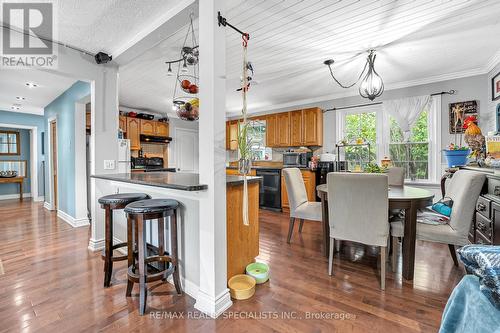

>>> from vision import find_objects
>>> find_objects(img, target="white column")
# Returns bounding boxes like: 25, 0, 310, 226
195, 0, 232, 318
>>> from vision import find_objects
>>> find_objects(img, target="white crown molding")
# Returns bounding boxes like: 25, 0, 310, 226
57, 210, 90, 228
486, 50, 500, 73
0, 107, 44, 116
0, 193, 31, 200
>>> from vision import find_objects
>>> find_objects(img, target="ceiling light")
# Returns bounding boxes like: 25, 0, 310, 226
359, 51, 384, 101
11, 104, 21, 110
16, 96, 26, 101
25, 82, 38, 88
324, 50, 384, 101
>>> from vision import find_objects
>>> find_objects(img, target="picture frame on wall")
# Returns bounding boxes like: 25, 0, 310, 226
449, 100, 478, 134
493, 71, 500, 101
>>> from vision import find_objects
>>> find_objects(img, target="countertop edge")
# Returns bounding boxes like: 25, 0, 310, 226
91, 174, 208, 191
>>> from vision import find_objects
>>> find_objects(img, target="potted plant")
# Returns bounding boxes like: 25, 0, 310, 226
443, 143, 470, 168
237, 121, 252, 174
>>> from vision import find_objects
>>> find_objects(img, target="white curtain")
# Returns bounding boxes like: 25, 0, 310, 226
383, 95, 431, 141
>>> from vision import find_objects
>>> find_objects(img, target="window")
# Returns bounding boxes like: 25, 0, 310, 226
389, 110, 429, 181
244, 120, 272, 161
343, 111, 377, 170
0, 130, 20, 155
335, 96, 441, 183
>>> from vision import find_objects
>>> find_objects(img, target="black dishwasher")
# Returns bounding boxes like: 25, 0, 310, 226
255, 168, 281, 211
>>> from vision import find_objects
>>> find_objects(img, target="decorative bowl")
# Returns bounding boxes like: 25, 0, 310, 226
0, 170, 18, 178
246, 262, 270, 284
228, 274, 256, 300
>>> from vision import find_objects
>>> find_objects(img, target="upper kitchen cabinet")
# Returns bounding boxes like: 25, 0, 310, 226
302, 107, 323, 146
119, 115, 127, 133
265, 114, 277, 147
276, 112, 290, 147
155, 122, 169, 137
140, 119, 155, 135
127, 117, 141, 150
289, 110, 303, 146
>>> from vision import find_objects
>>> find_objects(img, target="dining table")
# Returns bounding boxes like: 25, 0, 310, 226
316, 183, 434, 281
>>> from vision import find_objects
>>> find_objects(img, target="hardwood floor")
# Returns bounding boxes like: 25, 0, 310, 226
0, 199, 463, 332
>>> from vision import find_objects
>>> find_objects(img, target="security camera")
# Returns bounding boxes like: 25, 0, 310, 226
95, 52, 112, 64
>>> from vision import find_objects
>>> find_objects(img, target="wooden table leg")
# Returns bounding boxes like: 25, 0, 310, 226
402, 200, 417, 280
320, 194, 329, 257
19, 181, 23, 201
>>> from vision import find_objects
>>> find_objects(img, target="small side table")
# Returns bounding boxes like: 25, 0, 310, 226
0, 177, 24, 201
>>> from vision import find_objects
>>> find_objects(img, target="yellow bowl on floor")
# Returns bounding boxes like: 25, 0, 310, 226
228, 274, 256, 300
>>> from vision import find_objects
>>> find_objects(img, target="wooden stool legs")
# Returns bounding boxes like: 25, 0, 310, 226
126, 217, 134, 297
104, 206, 113, 287
136, 214, 147, 316
126, 209, 183, 315
171, 212, 182, 295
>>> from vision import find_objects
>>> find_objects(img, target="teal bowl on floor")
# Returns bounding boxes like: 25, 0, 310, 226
246, 262, 270, 284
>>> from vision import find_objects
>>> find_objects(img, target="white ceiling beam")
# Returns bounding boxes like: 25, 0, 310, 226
112, 0, 198, 67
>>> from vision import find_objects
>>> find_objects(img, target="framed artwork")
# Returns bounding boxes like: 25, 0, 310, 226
449, 100, 478, 134
493, 71, 500, 101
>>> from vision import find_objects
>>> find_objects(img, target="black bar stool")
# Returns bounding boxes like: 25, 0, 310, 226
124, 198, 182, 315
98, 193, 151, 287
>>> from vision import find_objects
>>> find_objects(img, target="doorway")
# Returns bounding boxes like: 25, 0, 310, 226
50, 120, 58, 210
175, 128, 199, 172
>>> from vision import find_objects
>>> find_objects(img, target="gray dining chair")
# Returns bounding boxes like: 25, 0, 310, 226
390, 170, 486, 268
387, 167, 405, 186
327, 172, 389, 290
282, 168, 322, 243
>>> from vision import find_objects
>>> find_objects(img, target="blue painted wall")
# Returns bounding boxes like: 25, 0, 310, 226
0, 111, 45, 197
0, 127, 31, 195
44, 81, 90, 217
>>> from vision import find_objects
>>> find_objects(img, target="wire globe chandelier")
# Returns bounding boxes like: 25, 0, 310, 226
324, 50, 384, 101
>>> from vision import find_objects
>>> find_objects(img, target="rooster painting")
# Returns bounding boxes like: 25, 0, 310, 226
463, 115, 485, 160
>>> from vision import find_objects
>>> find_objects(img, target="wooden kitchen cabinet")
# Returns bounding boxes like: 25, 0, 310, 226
86, 112, 91, 130
265, 114, 277, 147
119, 115, 127, 132
289, 110, 303, 146
155, 122, 169, 137
126, 117, 141, 150
226, 168, 256, 176
276, 112, 290, 147
302, 107, 323, 146
226, 120, 239, 151
140, 119, 155, 135
281, 169, 316, 212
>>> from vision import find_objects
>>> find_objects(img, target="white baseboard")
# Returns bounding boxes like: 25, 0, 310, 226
33, 196, 45, 202
194, 289, 233, 318
57, 210, 90, 228
44, 201, 55, 210
88, 238, 105, 252
0, 192, 31, 200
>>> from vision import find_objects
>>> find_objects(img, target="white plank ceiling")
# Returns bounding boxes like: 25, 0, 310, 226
119, 0, 500, 117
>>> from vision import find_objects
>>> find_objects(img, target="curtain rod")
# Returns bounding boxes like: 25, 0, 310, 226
324, 90, 456, 113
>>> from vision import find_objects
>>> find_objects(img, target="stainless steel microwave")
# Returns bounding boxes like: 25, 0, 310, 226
283, 152, 313, 168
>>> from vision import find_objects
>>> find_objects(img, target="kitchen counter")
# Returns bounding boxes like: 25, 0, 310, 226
92, 172, 208, 191
226, 175, 262, 185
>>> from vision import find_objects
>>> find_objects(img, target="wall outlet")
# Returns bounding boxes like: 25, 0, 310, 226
104, 160, 116, 170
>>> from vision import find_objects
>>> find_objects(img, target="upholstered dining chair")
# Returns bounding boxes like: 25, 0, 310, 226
327, 172, 389, 290
387, 167, 405, 186
390, 170, 486, 269
282, 168, 322, 244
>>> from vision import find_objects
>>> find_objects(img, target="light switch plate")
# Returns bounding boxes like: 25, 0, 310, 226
104, 160, 115, 170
